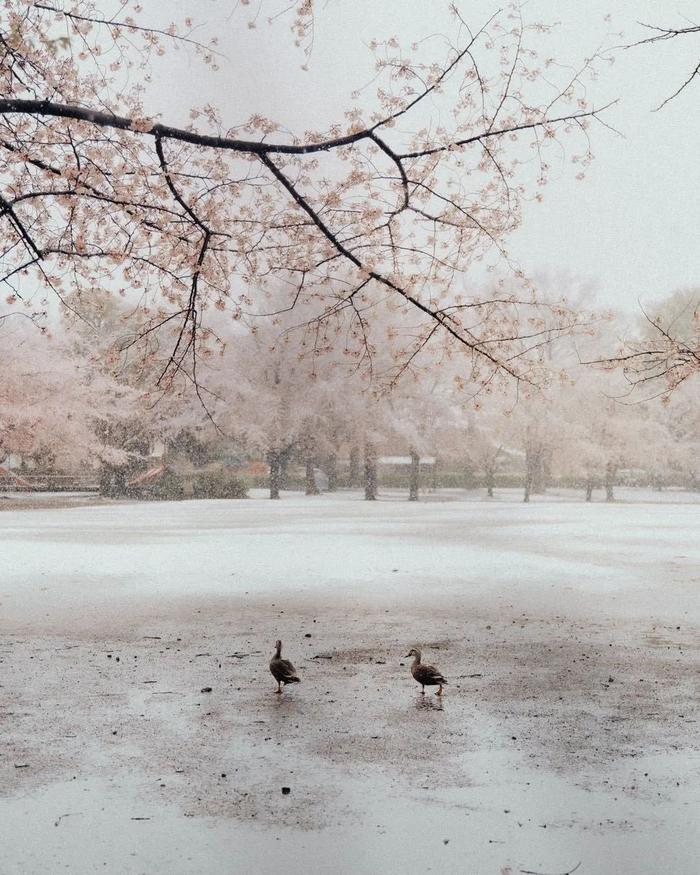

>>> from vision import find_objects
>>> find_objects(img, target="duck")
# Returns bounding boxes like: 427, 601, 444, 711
405, 647, 447, 696
269, 640, 300, 693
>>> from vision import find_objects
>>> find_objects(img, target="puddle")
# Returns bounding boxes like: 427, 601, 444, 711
3, 741, 699, 874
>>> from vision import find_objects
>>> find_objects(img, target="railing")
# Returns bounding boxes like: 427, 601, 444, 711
0, 473, 100, 492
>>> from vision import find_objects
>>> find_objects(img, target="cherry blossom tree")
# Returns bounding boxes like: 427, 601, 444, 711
0, 316, 137, 473
662, 386, 700, 489
505, 393, 561, 501
227, 338, 304, 499
58, 284, 214, 491
210, 303, 360, 498
382, 378, 457, 500
555, 373, 626, 501
0, 1, 613, 405
463, 409, 506, 497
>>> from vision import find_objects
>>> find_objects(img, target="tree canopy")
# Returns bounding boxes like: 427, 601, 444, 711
0, 1, 614, 406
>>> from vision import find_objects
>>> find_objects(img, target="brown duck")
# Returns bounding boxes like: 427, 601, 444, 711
269, 640, 300, 693
406, 647, 447, 696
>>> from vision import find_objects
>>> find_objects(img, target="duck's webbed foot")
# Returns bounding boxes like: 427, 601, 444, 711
435, 685, 443, 697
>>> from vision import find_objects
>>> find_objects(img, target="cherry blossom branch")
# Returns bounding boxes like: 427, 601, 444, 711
589, 304, 700, 398
0, 98, 615, 160
32, 2, 219, 55
0, 2, 614, 398
259, 151, 524, 382
398, 103, 617, 160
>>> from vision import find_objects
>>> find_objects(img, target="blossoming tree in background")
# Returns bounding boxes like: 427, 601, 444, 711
0, 316, 138, 474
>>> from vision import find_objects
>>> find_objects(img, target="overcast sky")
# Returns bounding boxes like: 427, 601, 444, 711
151, 0, 699, 314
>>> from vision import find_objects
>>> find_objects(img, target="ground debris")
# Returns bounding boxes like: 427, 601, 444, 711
54, 812, 81, 827
520, 863, 580, 875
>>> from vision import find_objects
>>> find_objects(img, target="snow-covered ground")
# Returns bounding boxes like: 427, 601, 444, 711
1, 490, 699, 874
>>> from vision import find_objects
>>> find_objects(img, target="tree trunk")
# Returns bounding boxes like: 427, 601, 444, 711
349, 446, 360, 487
364, 442, 377, 501
305, 458, 319, 495
585, 478, 594, 502
605, 461, 615, 502
523, 455, 533, 503
279, 452, 289, 491
99, 467, 111, 497
268, 451, 281, 499
541, 454, 552, 493
100, 465, 128, 497
523, 451, 534, 503
486, 468, 495, 498
408, 450, 419, 501
532, 453, 545, 494
326, 452, 338, 492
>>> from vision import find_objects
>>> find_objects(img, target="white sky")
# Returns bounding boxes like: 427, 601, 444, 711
149, 0, 700, 314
